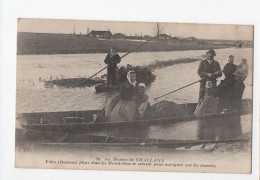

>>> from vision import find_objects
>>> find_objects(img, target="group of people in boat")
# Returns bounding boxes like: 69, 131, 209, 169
97, 47, 248, 122
195, 49, 248, 115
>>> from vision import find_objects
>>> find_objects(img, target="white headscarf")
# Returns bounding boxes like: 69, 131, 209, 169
138, 83, 146, 89
127, 70, 137, 87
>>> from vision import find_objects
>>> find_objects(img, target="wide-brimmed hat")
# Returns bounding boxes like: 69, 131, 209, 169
206, 49, 216, 56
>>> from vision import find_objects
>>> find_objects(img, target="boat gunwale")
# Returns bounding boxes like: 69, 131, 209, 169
21, 110, 242, 128
36, 138, 249, 147
17, 99, 252, 116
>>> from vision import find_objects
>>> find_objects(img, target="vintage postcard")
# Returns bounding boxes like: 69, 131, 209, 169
15, 18, 253, 173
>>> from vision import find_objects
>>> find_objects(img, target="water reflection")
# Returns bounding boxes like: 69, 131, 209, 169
148, 114, 247, 141
197, 115, 242, 140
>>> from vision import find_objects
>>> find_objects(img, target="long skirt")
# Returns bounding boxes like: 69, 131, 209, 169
104, 95, 120, 118
109, 99, 138, 122
217, 79, 235, 110
232, 81, 245, 111
194, 96, 219, 115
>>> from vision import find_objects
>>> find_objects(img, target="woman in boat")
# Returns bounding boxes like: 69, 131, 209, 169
108, 70, 139, 122
194, 80, 219, 115
217, 55, 237, 110
137, 83, 151, 119
232, 58, 249, 111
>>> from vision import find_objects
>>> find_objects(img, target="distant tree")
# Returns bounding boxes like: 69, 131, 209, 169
157, 23, 160, 48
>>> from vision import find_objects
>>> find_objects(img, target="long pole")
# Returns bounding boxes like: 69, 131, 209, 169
81, 35, 158, 84
154, 79, 201, 101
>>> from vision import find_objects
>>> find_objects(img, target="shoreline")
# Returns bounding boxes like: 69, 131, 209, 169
16, 46, 244, 56
17, 32, 252, 55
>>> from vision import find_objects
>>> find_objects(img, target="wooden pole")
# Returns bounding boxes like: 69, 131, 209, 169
154, 79, 201, 101
80, 35, 158, 85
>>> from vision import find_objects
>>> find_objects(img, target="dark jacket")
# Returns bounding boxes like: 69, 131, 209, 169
119, 80, 138, 101
197, 59, 222, 81
223, 63, 237, 80
104, 53, 121, 70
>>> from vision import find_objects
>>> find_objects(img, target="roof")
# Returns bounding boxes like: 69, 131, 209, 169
158, 34, 171, 38
114, 33, 125, 36
144, 35, 152, 38
89, 30, 112, 35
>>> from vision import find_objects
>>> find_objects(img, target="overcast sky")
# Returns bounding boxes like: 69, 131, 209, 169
17, 18, 253, 40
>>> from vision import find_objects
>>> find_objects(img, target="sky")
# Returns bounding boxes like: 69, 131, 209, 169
17, 18, 253, 40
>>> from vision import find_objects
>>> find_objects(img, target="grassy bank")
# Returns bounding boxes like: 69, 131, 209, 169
146, 58, 201, 69
41, 58, 201, 88
16, 32, 247, 55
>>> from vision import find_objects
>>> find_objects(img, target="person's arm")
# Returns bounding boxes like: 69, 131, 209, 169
116, 54, 121, 64
104, 54, 110, 64
212, 62, 222, 79
241, 67, 248, 81
222, 64, 229, 77
138, 100, 149, 119
143, 94, 149, 102
197, 60, 207, 78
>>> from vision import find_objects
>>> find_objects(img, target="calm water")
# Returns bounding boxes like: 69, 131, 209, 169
16, 47, 253, 113
16, 47, 253, 141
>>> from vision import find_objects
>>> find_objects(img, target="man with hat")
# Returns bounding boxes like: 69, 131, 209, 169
104, 47, 121, 86
197, 49, 222, 100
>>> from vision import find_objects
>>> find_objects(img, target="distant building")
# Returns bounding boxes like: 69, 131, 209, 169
171, 37, 179, 41
112, 33, 126, 39
126, 35, 142, 40
88, 30, 112, 39
184, 37, 197, 41
158, 34, 172, 40
143, 35, 152, 40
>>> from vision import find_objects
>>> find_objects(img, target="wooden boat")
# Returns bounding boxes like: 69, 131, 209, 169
16, 128, 250, 151
17, 99, 252, 138
95, 83, 120, 93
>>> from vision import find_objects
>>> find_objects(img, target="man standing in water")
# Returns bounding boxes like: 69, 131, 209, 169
104, 47, 121, 86
197, 49, 222, 100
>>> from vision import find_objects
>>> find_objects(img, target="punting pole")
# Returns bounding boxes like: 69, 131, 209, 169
80, 35, 158, 85
154, 79, 202, 101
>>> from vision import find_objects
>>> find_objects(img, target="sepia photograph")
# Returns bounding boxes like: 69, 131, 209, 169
15, 18, 254, 173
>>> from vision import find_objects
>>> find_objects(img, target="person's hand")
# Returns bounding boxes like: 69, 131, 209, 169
132, 96, 138, 100
207, 73, 212, 77
213, 70, 221, 75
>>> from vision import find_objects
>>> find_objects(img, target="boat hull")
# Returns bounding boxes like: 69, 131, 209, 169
17, 99, 252, 126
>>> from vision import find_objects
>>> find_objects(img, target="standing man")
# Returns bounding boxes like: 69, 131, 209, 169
197, 49, 222, 100
104, 47, 121, 86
